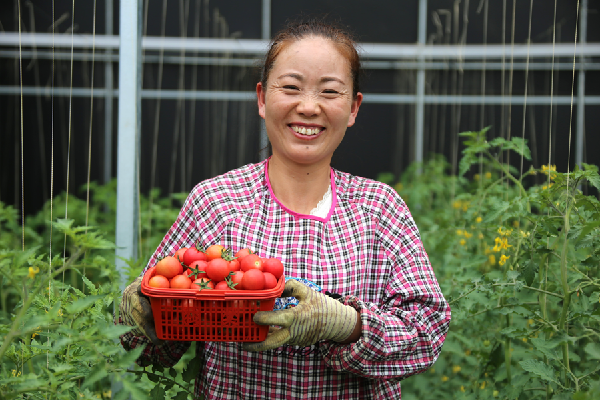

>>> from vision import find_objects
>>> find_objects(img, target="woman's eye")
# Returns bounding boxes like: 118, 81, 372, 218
323, 89, 339, 94
283, 85, 299, 90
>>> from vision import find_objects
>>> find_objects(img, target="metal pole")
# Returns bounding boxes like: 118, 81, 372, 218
415, 0, 427, 165
115, 0, 142, 291
576, 0, 587, 168
104, 0, 113, 185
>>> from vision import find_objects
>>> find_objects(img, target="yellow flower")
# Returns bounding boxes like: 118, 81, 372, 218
488, 254, 496, 265
522, 338, 528, 343
480, 381, 486, 389
28, 266, 40, 279
527, 319, 534, 326
520, 230, 530, 238
499, 255, 510, 266
460, 386, 465, 392
430, 367, 436, 373
541, 164, 556, 174
462, 203, 469, 211
453, 200, 462, 209
476, 216, 482, 223
478, 233, 484, 239
465, 349, 471, 356
464, 231, 473, 239
493, 237, 502, 252
460, 239, 466, 246
394, 182, 403, 192
513, 220, 520, 228
542, 185, 548, 190
456, 229, 464, 236
442, 375, 449, 382
499, 237, 512, 250
32, 327, 41, 338
485, 172, 492, 179
474, 173, 480, 181
452, 365, 462, 373
103, 390, 112, 398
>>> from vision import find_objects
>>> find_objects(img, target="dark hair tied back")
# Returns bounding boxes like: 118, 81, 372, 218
260, 16, 362, 98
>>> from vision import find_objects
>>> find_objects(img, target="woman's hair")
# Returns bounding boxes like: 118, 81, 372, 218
260, 17, 362, 98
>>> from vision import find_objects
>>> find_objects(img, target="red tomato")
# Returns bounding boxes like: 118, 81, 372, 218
263, 272, 278, 289
148, 275, 170, 288
228, 259, 240, 273
205, 244, 225, 261
192, 278, 214, 291
174, 247, 188, 263
155, 256, 181, 279
183, 245, 207, 266
234, 248, 253, 261
240, 254, 263, 272
170, 274, 192, 289
214, 280, 230, 290
230, 271, 244, 290
242, 269, 265, 290
186, 260, 208, 280
206, 258, 230, 282
262, 258, 284, 280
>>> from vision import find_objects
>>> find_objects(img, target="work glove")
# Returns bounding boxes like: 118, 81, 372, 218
243, 279, 358, 351
119, 277, 163, 346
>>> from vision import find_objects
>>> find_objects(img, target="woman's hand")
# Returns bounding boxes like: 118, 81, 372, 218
120, 277, 164, 346
243, 279, 360, 351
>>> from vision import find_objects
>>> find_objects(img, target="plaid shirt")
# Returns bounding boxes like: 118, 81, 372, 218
117, 159, 451, 399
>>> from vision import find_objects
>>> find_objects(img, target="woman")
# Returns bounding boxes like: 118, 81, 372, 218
118, 18, 451, 399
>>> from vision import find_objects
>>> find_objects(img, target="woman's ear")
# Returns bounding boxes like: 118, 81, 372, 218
347, 92, 363, 127
257, 82, 266, 119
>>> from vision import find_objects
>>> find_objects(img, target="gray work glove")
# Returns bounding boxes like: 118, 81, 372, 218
119, 277, 163, 346
243, 279, 358, 351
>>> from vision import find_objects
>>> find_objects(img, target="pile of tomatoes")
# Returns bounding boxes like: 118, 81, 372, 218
147, 243, 284, 291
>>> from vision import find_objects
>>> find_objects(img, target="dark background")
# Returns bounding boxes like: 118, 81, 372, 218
1, 0, 599, 217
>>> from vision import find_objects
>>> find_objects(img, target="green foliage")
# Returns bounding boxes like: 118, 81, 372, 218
379, 127, 600, 400
0, 184, 196, 399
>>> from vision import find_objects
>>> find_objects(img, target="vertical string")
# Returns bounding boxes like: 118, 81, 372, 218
48, 0, 55, 372
519, 0, 534, 179
84, 0, 98, 293
18, 0, 24, 251
566, 1, 581, 190
62, 0, 76, 287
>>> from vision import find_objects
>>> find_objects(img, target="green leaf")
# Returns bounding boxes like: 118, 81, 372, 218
65, 294, 106, 314
81, 363, 108, 390
122, 376, 149, 400
173, 389, 190, 400
530, 337, 560, 361
584, 342, 600, 360
112, 346, 143, 369
519, 359, 559, 385
150, 384, 166, 399
181, 352, 203, 382
521, 261, 537, 286
169, 367, 178, 379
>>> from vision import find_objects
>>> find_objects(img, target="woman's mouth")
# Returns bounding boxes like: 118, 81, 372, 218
289, 125, 324, 137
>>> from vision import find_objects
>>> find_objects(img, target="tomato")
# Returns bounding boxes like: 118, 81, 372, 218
174, 247, 188, 263
263, 272, 278, 289
170, 274, 192, 289
228, 259, 240, 273
183, 243, 208, 266
205, 244, 225, 261
186, 260, 208, 280
235, 248, 253, 260
192, 278, 214, 290
148, 275, 170, 288
242, 269, 265, 290
206, 258, 230, 283
155, 256, 181, 279
262, 258, 284, 279
214, 280, 230, 290
240, 254, 263, 272
230, 271, 244, 290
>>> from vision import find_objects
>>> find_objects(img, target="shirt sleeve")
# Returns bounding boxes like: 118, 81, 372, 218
318, 186, 451, 380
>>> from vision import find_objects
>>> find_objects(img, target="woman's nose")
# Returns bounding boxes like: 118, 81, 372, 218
296, 93, 321, 116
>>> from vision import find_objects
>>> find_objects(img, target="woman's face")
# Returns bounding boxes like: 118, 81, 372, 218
257, 36, 362, 167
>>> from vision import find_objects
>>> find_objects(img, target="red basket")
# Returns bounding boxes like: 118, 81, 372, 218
140, 266, 285, 342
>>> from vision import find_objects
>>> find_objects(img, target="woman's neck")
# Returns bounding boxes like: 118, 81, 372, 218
267, 155, 332, 215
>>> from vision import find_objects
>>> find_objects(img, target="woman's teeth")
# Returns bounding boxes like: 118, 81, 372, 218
291, 126, 321, 136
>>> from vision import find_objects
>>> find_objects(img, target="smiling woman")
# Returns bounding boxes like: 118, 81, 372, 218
116, 17, 451, 400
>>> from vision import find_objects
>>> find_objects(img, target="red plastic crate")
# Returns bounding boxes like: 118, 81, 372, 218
140, 266, 285, 342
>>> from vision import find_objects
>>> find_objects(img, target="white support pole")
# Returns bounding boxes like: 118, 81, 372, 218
115, 0, 142, 291
104, 0, 114, 186
415, 0, 427, 165
576, 0, 587, 168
